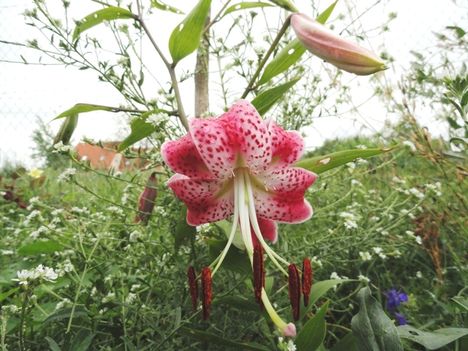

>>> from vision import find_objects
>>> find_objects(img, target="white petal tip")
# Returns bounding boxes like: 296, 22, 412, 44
282, 323, 297, 337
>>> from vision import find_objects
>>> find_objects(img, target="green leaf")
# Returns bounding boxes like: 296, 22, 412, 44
258, 1, 338, 85
215, 295, 259, 312
296, 301, 329, 351
44, 307, 89, 325
54, 103, 114, 120
351, 287, 403, 351
223, 2, 273, 16
330, 333, 359, 351
0, 287, 19, 302
316, 0, 339, 24
296, 146, 396, 174
301, 279, 349, 318
180, 327, 270, 351
168, 0, 211, 64
251, 77, 300, 115
70, 330, 95, 351
18, 240, 63, 256
397, 325, 468, 350
267, 0, 298, 12
151, 0, 184, 14
173, 205, 196, 249
72, 7, 136, 41
45, 336, 61, 351
118, 111, 160, 151
53, 114, 78, 145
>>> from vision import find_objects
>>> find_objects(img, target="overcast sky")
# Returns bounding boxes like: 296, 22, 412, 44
0, 0, 466, 167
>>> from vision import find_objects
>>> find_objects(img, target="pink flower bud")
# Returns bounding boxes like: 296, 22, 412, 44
291, 13, 386, 75
134, 172, 158, 225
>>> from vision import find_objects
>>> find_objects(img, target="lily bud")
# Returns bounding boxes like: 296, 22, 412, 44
134, 172, 158, 225
291, 13, 386, 75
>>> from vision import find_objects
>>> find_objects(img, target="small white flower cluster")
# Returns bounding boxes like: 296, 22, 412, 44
339, 211, 359, 229
351, 179, 362, 187
129, 230, 141, 242
408, 187, 425, 199
277, 337, 297, 351
402, 140, 417, 152
425, 182, 442, 196
14, 264, 58, 286
372, 247, 387, 259
24, 210, 42, 226
359, 251, 372, 261
107, 206, 124, 216
392, 176, 406, 185
406, 230, 423, 244
29, 225, 50, 239
57, 168, 76, 183
55, 298, 72, 311
146, 113, 168, 127
53, 141, 72, 153
311, 256, 323, 268
1, 304, 19, 315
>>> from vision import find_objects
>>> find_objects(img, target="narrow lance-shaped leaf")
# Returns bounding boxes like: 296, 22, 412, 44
72, 7, 137, 41
223, 2, 273, 17
151, 0, 184, 14
351, 287, 403, 351
296, 301, 329, 351
169, 0, 211, 64
118, 110, 165, 151
251, 77, 300, 115
295, 146, 397, 174
54, 103, 115, 120
258, 0, 339, 85
53, 113, 78, 145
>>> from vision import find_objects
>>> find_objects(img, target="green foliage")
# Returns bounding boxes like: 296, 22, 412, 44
397, 325, 468, 350
351, 287, 403, 350
168, 0, 212, 64
296, 301, 329, 351
72, 7, 136, 41
251, 77, 300, 115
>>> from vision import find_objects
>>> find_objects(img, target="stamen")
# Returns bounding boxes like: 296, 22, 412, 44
187, 266, 198, 311
253, 244, 265, 305
288, 264, 301, 321
302, 258, 313, 307
201, 267, 212, 320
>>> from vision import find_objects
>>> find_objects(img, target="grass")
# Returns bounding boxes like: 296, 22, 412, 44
0, 135, 466, 350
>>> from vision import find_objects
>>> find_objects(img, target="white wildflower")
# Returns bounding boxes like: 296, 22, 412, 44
372, 247, 387, 259
53, 141, 72, 152
416, 271, 423, 278
402, 140, 416, 152
359, 251, 372, 261
330, 272, 341, 280
415, 236, 422, 245
1, 305, 19, 314
57, 168, 76, 183
125, 293, 137, 304
311, 256, 323, 268
129, 230, 141, 242
358, 274, 370, 283
351, 179, 362, 187
409, 187, 424, 199
287, 340, 297, 351
55, 298, 71, 311
28, 168, 44, 179
392, 176, 406, 185
339, 211, 358, 229
1, 249, 14, 255
130, 284, 141, 292
102, 292, 115, 303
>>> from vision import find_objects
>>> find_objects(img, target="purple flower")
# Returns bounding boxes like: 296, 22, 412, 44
385, 288, 408, 311
394, 312, 407, 326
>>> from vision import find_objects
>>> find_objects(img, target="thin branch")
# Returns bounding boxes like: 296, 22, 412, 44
241, 15, 292, 99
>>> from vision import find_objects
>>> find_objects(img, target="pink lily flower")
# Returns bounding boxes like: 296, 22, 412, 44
291, 13, 386, 75
162, 100, 316, 336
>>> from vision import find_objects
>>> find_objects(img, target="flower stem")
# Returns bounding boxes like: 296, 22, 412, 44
241, 15, 292, 99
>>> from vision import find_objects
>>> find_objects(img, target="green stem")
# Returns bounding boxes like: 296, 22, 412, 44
241, 15, 292, 99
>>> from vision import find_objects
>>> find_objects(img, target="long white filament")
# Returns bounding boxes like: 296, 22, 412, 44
244, 174, 290, 275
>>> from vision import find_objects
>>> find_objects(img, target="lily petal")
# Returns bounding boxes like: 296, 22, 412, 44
251, 217, 278, 247
269, 122, 304, 169
190, 100, 271, 177
162, 135, 213, 179
254, 168, 316, 223
167, 174, 234, 225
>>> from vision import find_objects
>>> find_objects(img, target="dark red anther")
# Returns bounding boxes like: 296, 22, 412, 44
302, 258, 313, 307
187, 266, 198, 311
201, 267, 212, 320
134, 172, 158, 225
288, 264, 301, 321
253, 244, 265, 305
